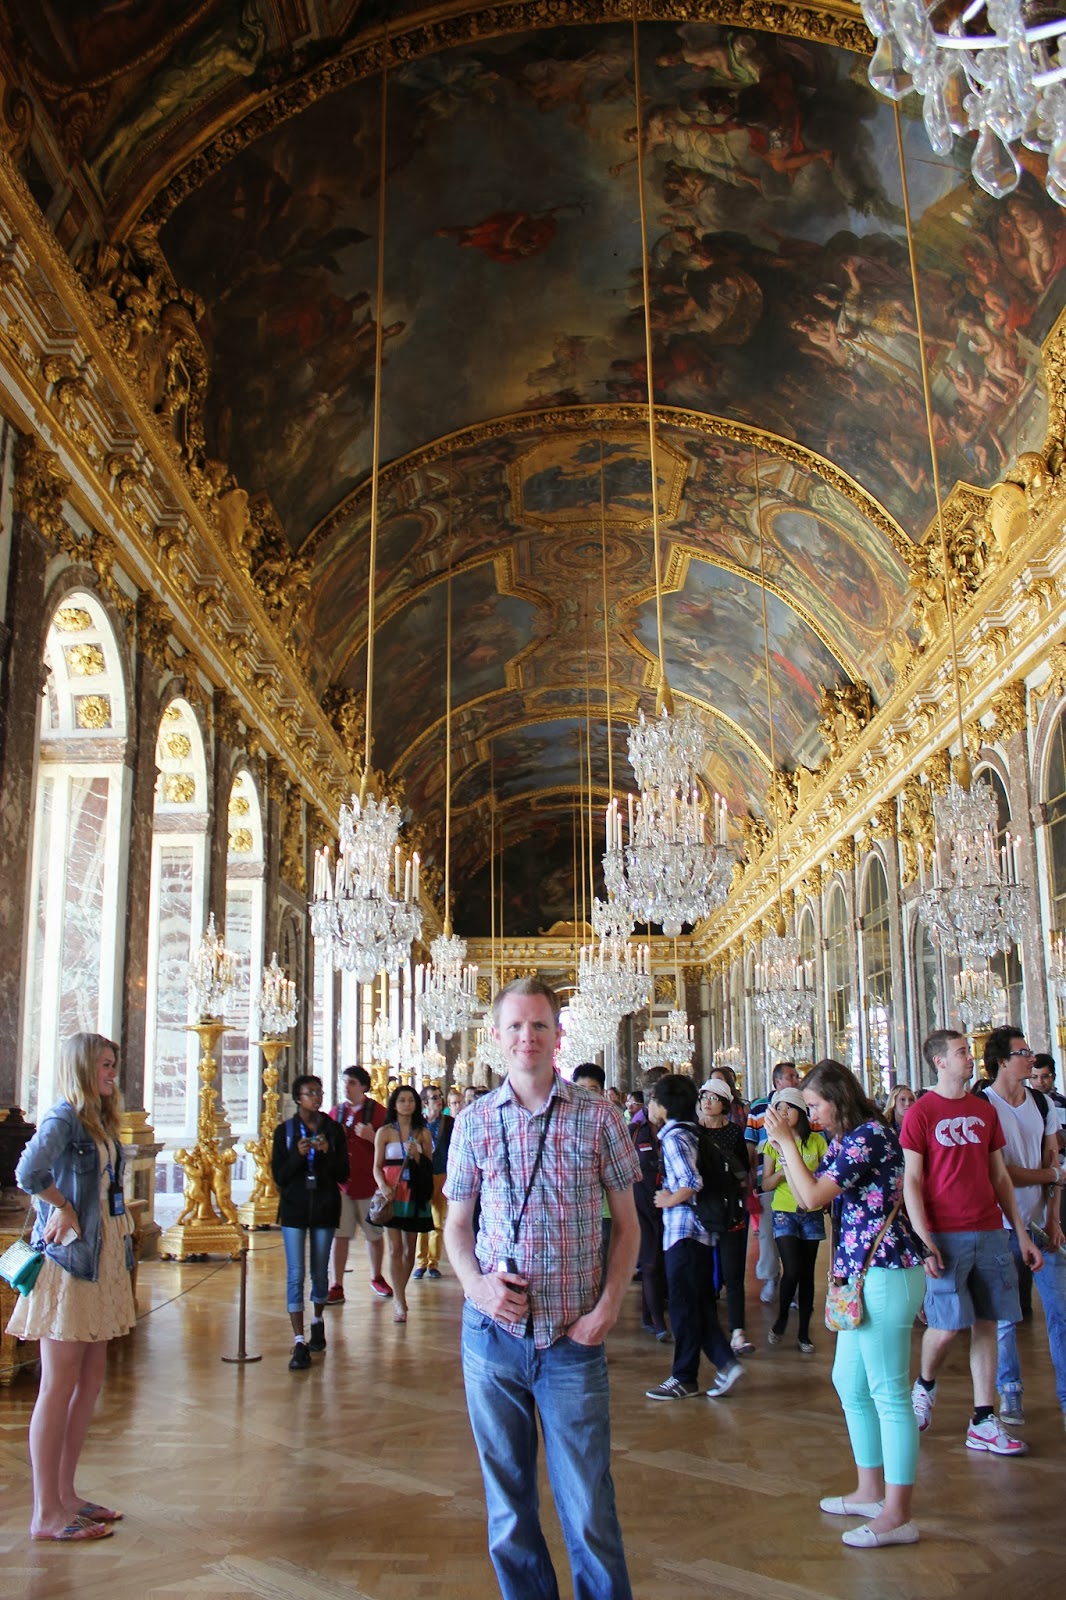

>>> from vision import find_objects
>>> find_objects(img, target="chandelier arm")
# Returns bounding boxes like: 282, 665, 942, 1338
363, 32, 389, 781
894, 104, 968, 782
631, 1, 669, 707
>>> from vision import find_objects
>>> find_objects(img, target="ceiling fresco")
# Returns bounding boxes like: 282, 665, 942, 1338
7, 3, 1064, 934
159, 20, 1065, 546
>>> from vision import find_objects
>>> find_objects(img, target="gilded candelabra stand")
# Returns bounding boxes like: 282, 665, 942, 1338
239, 1037, 287, 1229
161, 1020, 245, 1260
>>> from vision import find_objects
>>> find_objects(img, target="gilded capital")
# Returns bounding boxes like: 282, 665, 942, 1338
14, 436, 70, 546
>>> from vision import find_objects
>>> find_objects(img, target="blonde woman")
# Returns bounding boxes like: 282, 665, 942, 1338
10, 1033, 135, 1541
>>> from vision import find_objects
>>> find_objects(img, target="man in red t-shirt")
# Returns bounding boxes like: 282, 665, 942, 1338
901, 1029, 1041, 1456
326, 1066, 391, 1303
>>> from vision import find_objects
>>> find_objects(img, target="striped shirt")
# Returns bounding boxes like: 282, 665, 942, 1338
445, 1074, 640, 1348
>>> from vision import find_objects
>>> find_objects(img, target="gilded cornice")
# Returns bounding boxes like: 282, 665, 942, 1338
133, 2, 873, 238
0, 147, 353, 825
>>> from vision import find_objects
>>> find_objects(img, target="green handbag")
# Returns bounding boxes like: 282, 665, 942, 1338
0, 1209, 45, 1297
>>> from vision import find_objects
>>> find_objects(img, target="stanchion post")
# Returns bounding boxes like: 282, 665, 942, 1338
222, 1241, 262, 1364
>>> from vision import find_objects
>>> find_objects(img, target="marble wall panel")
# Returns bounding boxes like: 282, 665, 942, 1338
23, 776, 53, 1121
57, 775, 108, 1048
222, 882, 252, 1118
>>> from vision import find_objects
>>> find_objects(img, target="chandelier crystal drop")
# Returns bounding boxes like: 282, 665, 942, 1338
255, 952, 297, 1037
310, 790, 423, 983
862, 0, 1066, 207
917, 780, 1030, 963
754, 927, 816, 1035
604, 704, 733, 939
638, 1009, 695, 1075
418, 930, 479, 1040
953, 960, 1008, 1031
189, 913, 239, 1019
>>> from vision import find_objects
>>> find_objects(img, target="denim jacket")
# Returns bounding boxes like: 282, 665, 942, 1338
15, 1100, 133, 1281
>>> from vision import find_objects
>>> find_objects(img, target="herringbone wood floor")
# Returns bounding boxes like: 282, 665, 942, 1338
1, 1234, 1063, 1599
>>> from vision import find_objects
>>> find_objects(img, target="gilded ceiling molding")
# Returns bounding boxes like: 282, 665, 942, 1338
134, 1, 873, 236
302, 403, 909, 567
0, 148, 352, 824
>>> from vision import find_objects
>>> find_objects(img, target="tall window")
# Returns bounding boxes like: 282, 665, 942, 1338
1046, 710, 1066, 932
915, 919, 940, 1082
21, 593, 130, 1118
145, 698, 208, 1133
978, 766, 1024, 1024
223, 768, 264, 1134
861, 855, 894, 1091
825, 884, 854, 1065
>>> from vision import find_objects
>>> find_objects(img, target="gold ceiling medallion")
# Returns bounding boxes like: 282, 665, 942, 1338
64, 643, 105, 675
166, 732, 192, 759
163, 773, 196, 804
74, 694, 111, 729
54, 606, 93, 632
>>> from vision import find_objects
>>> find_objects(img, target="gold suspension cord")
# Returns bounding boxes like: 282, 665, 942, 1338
442, 458, 454, 935
362, 36, 390, 786
893, 107, 969, 785
489, 744, 496, 995
599, 436, 615, 796
584, 594, 597, 910
632, 3, 671, 715
754, 448, 787, 937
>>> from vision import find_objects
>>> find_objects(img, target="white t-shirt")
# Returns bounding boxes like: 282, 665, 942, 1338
984, 1086, 1061, 1227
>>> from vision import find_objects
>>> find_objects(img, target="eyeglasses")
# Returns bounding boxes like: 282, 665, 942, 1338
1008, 1048, 1035, 1058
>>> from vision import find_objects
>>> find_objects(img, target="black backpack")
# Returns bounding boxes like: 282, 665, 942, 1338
672, 1122, 747, 1241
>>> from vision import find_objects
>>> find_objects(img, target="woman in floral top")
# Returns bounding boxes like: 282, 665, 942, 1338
764, 1059, 925, 1552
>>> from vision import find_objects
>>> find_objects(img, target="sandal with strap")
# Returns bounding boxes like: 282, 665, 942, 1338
33, 1520, 113, 1542
77, 1501, 123, 1522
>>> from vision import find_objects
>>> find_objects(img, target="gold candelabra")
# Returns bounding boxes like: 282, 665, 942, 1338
239, 1037, 287, 1229
161, 1020, 245, 1260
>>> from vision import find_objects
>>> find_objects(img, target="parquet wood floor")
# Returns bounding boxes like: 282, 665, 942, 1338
1, 1234, 1063, 1599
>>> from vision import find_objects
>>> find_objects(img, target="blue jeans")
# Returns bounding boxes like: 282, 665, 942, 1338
460, 1303, 632, 1600
996, 1230, 1066, 1412
282, 1225, 334, 1314
832, 1265, 925, 1485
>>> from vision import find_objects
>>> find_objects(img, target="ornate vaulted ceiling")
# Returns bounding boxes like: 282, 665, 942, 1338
4, 1, 1065, 933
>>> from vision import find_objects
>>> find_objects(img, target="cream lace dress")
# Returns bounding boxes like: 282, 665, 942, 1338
7, 1139, 136, 1343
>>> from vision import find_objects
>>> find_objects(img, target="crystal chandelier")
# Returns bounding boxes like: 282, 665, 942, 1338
419, 931, 479, 1039
754, 925, 816, 1034
638, 1009, 695, 1075
863, 0, 1066, 205
255, 952, 297, 1037
917, 779, 1029, 963
189, 913, 238, 1019
310, 791, 422, 982
577, 895, 652, 1030
605, 704, 733, 938
371, 1011, 399, 1066
474, 1023, 507, 1081
953, 961, 1008, 1030
558, 991, 612, 1073
716, 1043, 744, 1078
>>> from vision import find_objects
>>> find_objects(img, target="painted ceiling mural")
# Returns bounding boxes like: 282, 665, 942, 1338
160, 20, 1065, 547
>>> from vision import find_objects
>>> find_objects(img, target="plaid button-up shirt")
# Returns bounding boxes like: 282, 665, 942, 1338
445, 1074, 641, 1348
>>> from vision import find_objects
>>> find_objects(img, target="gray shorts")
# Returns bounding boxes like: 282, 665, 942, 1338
923, 1229, 1020, 1330
337, 1191, 384, 1243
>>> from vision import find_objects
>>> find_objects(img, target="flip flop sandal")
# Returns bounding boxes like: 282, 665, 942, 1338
77, 1501, 123, 1522
33, 1520, 113, 1542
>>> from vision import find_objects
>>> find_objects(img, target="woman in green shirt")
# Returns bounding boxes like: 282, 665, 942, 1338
763, 1086, 827, 1353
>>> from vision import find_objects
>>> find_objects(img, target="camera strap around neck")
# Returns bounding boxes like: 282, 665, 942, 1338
499, 1096, 556, 1252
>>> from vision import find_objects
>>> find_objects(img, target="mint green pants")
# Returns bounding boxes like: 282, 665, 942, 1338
831, 1265, 925, 1485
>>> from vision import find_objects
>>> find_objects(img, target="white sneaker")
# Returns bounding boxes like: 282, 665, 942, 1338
911, 1378, 936, 1432
966, 1416, 1027, 1456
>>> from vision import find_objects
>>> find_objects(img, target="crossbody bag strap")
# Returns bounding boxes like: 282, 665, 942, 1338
830, 1196, 901, 1285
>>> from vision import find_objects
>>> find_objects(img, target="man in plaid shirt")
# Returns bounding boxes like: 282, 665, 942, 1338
445, 976, 641, 1600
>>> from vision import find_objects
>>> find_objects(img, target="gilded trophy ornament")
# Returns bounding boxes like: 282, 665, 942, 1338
161, 1021, 244, 1260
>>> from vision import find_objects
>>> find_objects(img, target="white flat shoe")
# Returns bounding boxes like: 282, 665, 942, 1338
842, 1521, 919, 1548
819, 1496, 884, 1517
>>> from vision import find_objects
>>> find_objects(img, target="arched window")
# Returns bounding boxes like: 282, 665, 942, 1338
21, 593, 130, 1118
223, 768, 265, 1133
145, 698, 209, 1132
825, 883, 853, 1065
861, 855, 894, 1092
977, 766, 1024, 1025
